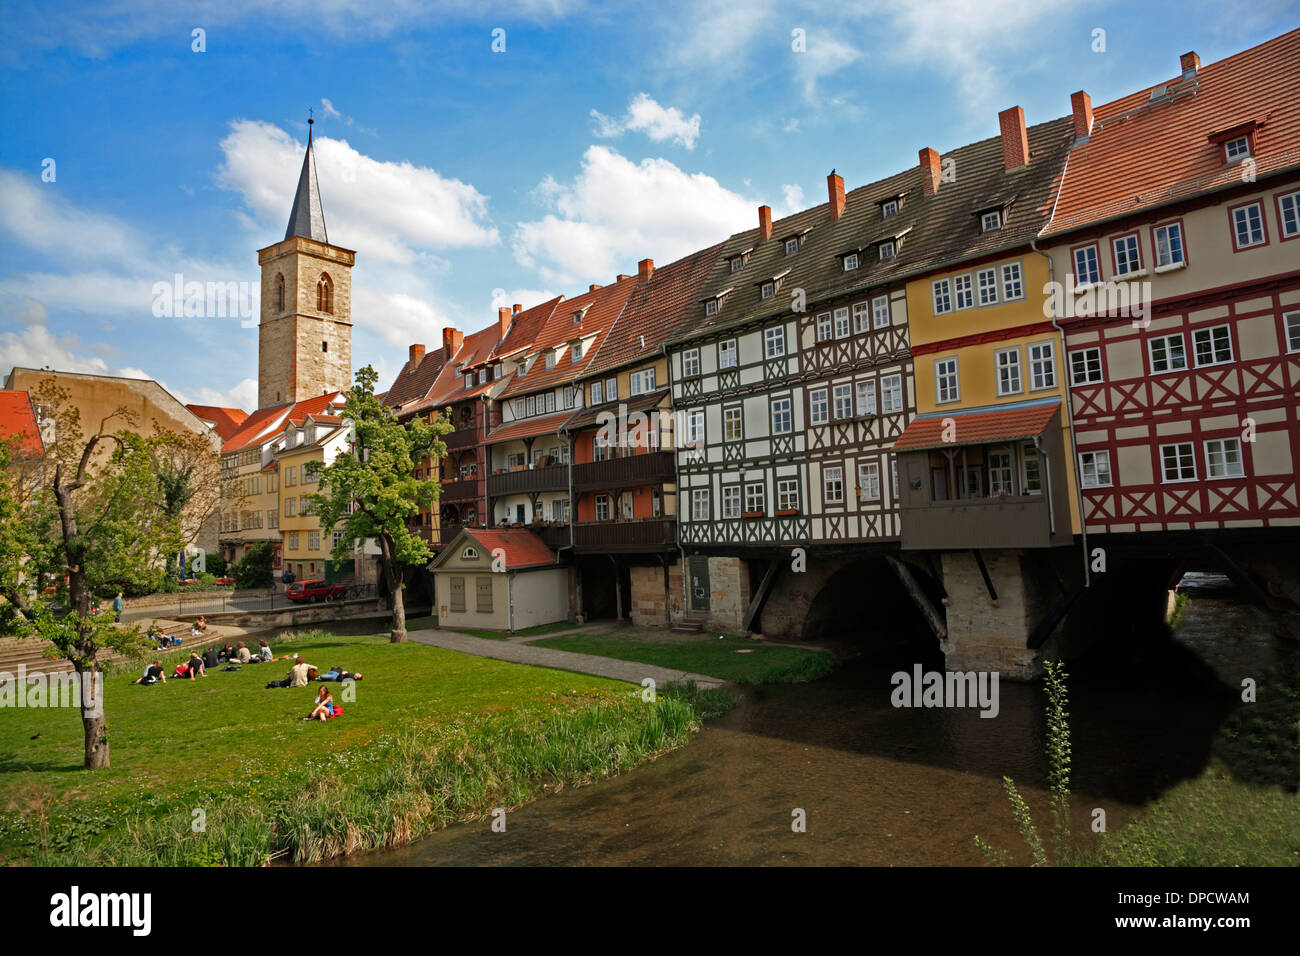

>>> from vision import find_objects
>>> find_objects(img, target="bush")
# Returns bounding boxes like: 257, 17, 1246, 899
204, 554, 227, 577
232, 542, 275, 590
197, 572, 217, 586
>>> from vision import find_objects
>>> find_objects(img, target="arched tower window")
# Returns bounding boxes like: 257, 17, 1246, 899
275, 274, 285, 313
317, 273, 334, 314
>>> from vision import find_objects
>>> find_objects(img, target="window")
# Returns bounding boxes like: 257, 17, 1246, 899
563, 387, 576, 409
1029, 342, 1056, 390
551, 498, 569, 522
881, 199, 898, 218
858, 461, 880, 501
448, 577, 466, 613
593, 435, 610, 462
507, 451, 525, 469
785, 237, 800, 255
1149, 334, 1187, 373
833, 308, 850, 339
1079, 450, 1112, 488
590, 380, 603, 405
744, 482, 765, 514
571, 342, 584, 361
851, 301, 869, 333
764, 327, 785, 358
891, 458, 898, 499
823, 466, 844, 504
1160, 442, 1196, 482
629, 367, 656, 395
1001, 261, 1025, 299
881, 375, 903, 413
1224, 136, 1251, 162
682, 348, 701, 377
285, 466, 297, 486
816, 313, 832, 341
953, 274, 973, 310
691, 488, 710, 521
771, 397, 792, 434
1286, 311, 1300, 353
722, 486, 741, 519
476, 577, 493, 614
285, 497, 296, 517
1232, 202, 1266, 249
777, 479, 799, 512
595, 494, 611, 521
988, 449, 1014, 495
723, 406, 742, 442
1205, 438, 1244, 479
1022, 443, 1042, 495
268, 509, 278, 529
308, 531, 321, 551
1279, 190, 1300, 238
872, 295, 890, 328
275, 274, 285, 312
718, 339, 737, 369
810, 388, 829, 425
545, 351, 557, 370
844, 253, 859, 271
651, 488, 661, 516
995, 347, 1022, 395
977, 268, 999, 305
935, 358, 960, 403
932, 279, 952, 315
1073, 244, 1101, 285
760, 281, 775, 300
730, 257, 743, 273
686, 409, 704, 446
1154, 222, 1185, 268
526, 395, 537, 417
705, 299, 719, 317
833, 383, 853, 419
855, 380, 876, 416
1193, 325, 1233, 366
1113, 234, 1142, 276
878, 241, 896, 260
981, 210, 1002, 231
288, 531, 299, 550
317, 273, 333, 313
322, 340, 328, 353
1070, 347, 1103, 385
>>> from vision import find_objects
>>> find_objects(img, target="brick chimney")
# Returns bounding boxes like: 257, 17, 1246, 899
408, 343, 425, 366
497, 306, 511, 337
998, 106, 1029, 171
827, 170, 845, 221
589, 284, 602, 292
758, 205, 772, 241
512, 303, 522, 315
1180, 51, 1200, 77
441, 327, 463, 357
1070, 91, 1093, 141
616, 273, 633, 282
919, 147, 941, 197
638, 258, 655, 282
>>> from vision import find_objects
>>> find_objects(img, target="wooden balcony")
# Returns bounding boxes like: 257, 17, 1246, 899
487, 464, 568, 496
900, 495, 1056, 550
444, 427, 478, 450
572, 518, 676, 553
572, 451, 675, 492
438, 523, 464, 547
439, 477, 480, 501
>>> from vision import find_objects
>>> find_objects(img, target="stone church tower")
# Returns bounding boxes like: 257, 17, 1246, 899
257, 119, 355, 407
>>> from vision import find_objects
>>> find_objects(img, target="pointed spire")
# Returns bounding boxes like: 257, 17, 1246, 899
284, 116, 329, 243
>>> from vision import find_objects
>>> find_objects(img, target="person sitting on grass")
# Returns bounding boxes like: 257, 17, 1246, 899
132, 660, 166, 685
304, 685, 335, 721
233, 641, 251, 664
185, 651, 207, 679
252, 640, 273, 662
288, 655, 314, 688
218, 642, 235, 662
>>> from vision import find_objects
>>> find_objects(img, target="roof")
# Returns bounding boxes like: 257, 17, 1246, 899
185, 404, 249, 441
561, 387, 670, 432
891, 398, 1061, 452
484, 409, 574, 445
460, 528, 558, 571
0, 390, 44, 458
493, 296, 564, 362
285, 123, 328, 243
383, 348, 451, 409
220, 392, 345, 454
1046, 30, 1300, 235
284, 392, 346, 426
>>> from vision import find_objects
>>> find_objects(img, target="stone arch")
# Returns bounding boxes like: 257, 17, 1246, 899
275, 273, 285, 313
317, 273, 334, 314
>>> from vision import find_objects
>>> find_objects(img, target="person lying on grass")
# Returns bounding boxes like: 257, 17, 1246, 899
131, 661, 166, 685
303, 686, 335, 721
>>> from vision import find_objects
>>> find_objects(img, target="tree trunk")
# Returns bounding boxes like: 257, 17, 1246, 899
75, 659, 110, 769
380, 533, 406, 643
390, 581, 407, 643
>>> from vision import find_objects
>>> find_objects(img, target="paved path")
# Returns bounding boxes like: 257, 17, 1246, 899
406, 627, 728, 689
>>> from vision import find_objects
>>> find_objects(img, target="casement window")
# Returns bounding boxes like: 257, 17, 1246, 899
285, 497, 296, 517
1113, 234, 1142, 275
881, 199, 898, 218
571, 342, 584, 361
1193, 325, 1233, 366
977, 268, 999, 305
526, 395, 537, 416
881, 374, 904, 413
507, 451, 526, 469
1278, 190, 1300, 238
995, 347, 1022, 395
853, 302, 870, 333
953, 274, 973, 310
1021, 443, 1042, 495
833, 383, 853, 419
729, 257, 743, 274
723, 405, 742, 442
823, 466, 845, 504
288, 531, 299, 550
1160, 442, 1197, 482
816, 313, 832, 341
744, 482, 765, 514
651, 488, 661, 517
858, 461, 881, 501
855, 380, 876, 416
563, 387, 576, 409
545, 351, 557, 370
834, 307, 851, 339
718, 339, 738, 368
551, 498, 570, 522
1224, 136, 1251, 162
593, 435, 611, 462
1154, 222, 1185, 268
478, 369, 487, 385
844, 253, 859, 271
705, 299, 719, 317
988, 448, 1014, 495
783, 237, 800, 256
691, 488, 710, 521
1205, 437, 1244, 479
721, 486, 741, 519
891, 458, 898, 499
878, 240, 896, 261
770, 396, 792, 434
760, 281, 775, 300
872, 295, 890, 328
1149, 334, 1187, 373
464, 374, 474, 389
590, 381, 603, 405
1286, 311, 1300, 353
308, 531, 321, 551
777, 478, 799, 512
285, 466, 297, 486
810, 387, 829, 425
935, 358, 960, 403
332, 530, 345, 550
686, 409, 704, 446
605, 378, 617, 401
1029, 341, 1056, 389
1001, 261, 1025, 300
1073, 245, 1101, 285
981, 210, 1002, 232
1079, 450, 1112, 488
682, 348, 701, 377
1232, 202, 1266, 248
629, 367, 656, 395
1070, 347, 1103, 385
764, 326, 786, 357
595, 494, 611, 521
932, 279, 953, 315
268, 509, 278, 529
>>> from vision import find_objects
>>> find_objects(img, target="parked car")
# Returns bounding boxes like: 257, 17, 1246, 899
285, 580, 346, 603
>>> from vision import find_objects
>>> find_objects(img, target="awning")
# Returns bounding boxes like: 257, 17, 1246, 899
561, 388, 670, 432
891, 399, 1061, 452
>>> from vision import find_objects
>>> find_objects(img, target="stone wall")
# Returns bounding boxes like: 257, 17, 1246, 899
939, 549, 1049, 679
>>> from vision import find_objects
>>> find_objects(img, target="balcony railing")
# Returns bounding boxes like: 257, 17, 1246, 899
572, 518, 676, 553
572, 450, 675, 492
439, 477, 480, 501
487, 464, 568, 496
444, 427, 478, 450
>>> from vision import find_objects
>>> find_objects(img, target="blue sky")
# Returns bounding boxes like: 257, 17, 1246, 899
1, 0, 1295, 410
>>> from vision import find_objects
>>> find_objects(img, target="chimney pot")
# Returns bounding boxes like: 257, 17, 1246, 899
589, 283, 602, 292
1180, 51, 1200, 76
998, 106, 1029, 171
512, 303, 522, 315
638, 258, 655, 282
409, 343, 426, 365
758, 205, 772, 241
827, 171, 845, 221
919, 148, 941, 197
1070, 90, 1093, 140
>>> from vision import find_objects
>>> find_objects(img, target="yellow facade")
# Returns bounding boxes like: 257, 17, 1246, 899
278, 443, 329, 579
583, 356, 669, 412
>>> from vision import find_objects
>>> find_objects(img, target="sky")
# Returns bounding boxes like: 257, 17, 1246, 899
1, 0, 1295, 412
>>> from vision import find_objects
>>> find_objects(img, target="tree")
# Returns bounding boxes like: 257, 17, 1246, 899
308, 365, 450, 642
232, 540, 275, 589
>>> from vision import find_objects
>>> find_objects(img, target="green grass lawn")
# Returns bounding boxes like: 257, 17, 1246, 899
0, 629, 700, 865
530, 632, 834, 684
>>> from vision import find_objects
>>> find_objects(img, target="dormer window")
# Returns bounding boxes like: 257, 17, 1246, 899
545, 351, 557, 370
784, 237, 799, 256
464, 374, 473, 389
843, 253, 859, 271
730, 257, 743, 273
881, 199, 899, 219
1224, 136, 1251, 162
878, 241, 896, 261
760, 281, 775, 300
981, 210, 1003, 232
705, 299, 719, 317
572, 305, 590, 325
571, 342, 584, 361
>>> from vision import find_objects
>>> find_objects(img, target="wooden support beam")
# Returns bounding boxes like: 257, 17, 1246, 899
971, 550, 999, 605
742, 559, 780, 633
1204, 543, 1274, 609
1027, 582, 1085, 649
886, 556, 947, 641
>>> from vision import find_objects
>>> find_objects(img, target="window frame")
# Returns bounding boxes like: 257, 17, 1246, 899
1148, 333, 1188, 374
809, 387, 829, 426
681, 348, 701, 378
770, 395, 792, 435
690, 488, 710, 521
1192, 324, 1233, 368
881, 374, 904, 414
1000, 261, 1025, 300
776, 478, 799, 513
934, 357, 960, 404
823, 465, 845, 505
1078, 450, 1113, 488
995, 346, 1023, 396
1028, 340, 1056, 391
1275, 188, 1300, 242
1228, 200, 1268, 252
1159, 442, 1197, 483
1111, 232, 1144, 277
722, 404, 743, 443
718, 338, 738, 369
858, 460, 881, 502
1152, 219, 1187, 270
1285, 310, 1300, 354
764, 326, 786, 358
1069, 347, 1104, 386
932, 278, 953, 315
721, 485, 741, 520
1071, 242, 1101, 286
872, 295, 890, 329
981, 210, 1002, 232
843, 252, 859, 271
1204, 437, 1245, 479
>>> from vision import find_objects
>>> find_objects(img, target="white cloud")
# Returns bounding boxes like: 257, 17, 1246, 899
3, 296, 48, 325
780, 184, 806, 216
490, 287, 558, 314
0, 323, 112, 379
591, 93, 702, 149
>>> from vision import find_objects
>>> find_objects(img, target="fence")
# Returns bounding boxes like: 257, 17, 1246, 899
126, 583, 379, 621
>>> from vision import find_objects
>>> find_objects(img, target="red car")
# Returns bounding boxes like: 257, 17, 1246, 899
286, 580, 346, 603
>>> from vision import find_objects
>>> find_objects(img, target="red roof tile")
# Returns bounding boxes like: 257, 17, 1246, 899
221, 392, 346, 453
891, 400, 1060, 452
184, 404, 249, 441
484, 409, 574, 445
0, 390, 44, 458
383, 348, 450, 409
461, 527, 557, 570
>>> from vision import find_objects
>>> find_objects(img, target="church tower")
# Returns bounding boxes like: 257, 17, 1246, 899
257, 118, 355, 407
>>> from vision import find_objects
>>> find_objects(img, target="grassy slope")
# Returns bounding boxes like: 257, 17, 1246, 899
530, 632, 834, 684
